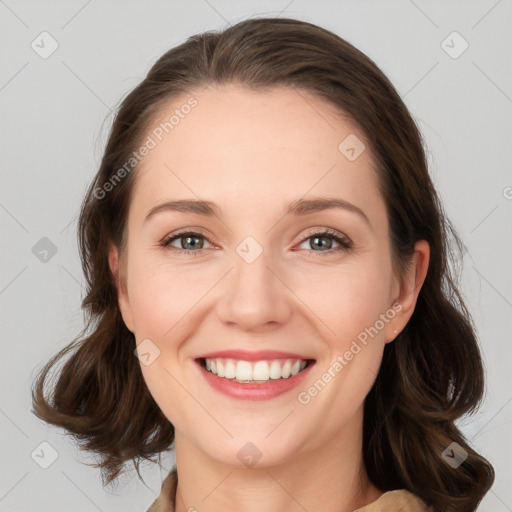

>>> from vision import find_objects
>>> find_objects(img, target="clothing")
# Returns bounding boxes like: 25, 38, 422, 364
146, 468, 432, 512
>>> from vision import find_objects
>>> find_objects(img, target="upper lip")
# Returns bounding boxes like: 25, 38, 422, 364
196, 350, 315, 361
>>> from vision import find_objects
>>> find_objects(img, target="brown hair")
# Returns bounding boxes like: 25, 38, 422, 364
31, 17, 494, 510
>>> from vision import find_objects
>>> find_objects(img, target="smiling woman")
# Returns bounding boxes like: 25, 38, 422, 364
31, 17, 494, 512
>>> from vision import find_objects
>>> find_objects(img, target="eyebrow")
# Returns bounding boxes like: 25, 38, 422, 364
144, 197, 371, 227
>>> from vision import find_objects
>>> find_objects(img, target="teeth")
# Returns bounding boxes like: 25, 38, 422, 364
291, 360, 301, 376
281, 360, 291, 378
235, 361, 252, 380
225, 360, 236, 379
203, 358, 308, 382
269, 360, 282, 379
253, 361, 270, 381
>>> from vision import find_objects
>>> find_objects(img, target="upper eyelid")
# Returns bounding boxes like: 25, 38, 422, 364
299, 227, 348, 239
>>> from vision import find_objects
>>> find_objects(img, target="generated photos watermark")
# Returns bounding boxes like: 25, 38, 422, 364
93, 96, 198, 200
297, 302, 402, 405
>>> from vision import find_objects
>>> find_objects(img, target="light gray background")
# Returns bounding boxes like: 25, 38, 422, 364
1, 1, 511, 510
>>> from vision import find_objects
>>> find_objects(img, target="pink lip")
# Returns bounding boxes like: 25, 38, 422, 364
195, 349, 313, 361
194, 358, 316, 401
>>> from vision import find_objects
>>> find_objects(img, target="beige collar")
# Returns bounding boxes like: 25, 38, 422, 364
147, 468, 432, 512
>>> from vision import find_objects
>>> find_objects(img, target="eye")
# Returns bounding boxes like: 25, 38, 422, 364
161, 231, 213, 255
296, 228, 352, 255
160, 228, 352, 257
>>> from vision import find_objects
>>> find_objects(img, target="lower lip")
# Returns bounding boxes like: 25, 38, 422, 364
196, 360, 315, 401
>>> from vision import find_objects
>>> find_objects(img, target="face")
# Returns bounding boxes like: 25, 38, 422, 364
110, 85, 425, 469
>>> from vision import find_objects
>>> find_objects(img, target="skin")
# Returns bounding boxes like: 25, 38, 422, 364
108, 84, 429, 512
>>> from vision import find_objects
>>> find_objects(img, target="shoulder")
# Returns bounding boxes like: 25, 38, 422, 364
354, 489, 433, 512
146, 468, 178, 512
145, 469, 432, 512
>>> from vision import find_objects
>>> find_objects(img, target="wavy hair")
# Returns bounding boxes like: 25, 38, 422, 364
31, 17, 494, 511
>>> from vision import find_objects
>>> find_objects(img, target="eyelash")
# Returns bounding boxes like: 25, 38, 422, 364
160, 228, 353, 257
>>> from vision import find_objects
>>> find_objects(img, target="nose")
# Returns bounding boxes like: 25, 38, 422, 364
216, 244, 293, 332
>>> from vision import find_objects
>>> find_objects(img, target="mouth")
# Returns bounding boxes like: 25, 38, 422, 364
195, 357, 315, 383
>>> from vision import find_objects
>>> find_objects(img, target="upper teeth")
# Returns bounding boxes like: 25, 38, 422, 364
205, 358, 307, 381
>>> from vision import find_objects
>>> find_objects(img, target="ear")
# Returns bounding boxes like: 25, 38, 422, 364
384, 240, 430, 343
108, 243, 135, 333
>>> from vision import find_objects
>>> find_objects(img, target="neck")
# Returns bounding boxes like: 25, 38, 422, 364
173, 411, 382, 512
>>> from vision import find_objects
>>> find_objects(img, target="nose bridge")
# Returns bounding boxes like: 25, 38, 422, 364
216, 234, 292, 330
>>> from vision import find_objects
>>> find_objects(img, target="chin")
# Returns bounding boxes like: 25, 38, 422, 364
202, 431, 304, 470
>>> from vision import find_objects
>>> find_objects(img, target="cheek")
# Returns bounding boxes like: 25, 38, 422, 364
139, 361, 192, 434
287, 260, 393, 342
126, 256, 217, 338
294, 270, 391, 419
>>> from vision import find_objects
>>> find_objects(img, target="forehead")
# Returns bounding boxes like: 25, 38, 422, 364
130, 84, 384, 224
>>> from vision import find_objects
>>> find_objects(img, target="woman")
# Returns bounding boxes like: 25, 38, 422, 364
32, 17, 494, 512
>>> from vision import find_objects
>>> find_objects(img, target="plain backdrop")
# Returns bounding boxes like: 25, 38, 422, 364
0, 1, 511, 510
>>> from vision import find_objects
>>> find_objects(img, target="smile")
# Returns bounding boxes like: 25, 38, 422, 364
194, 353, 316, 400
